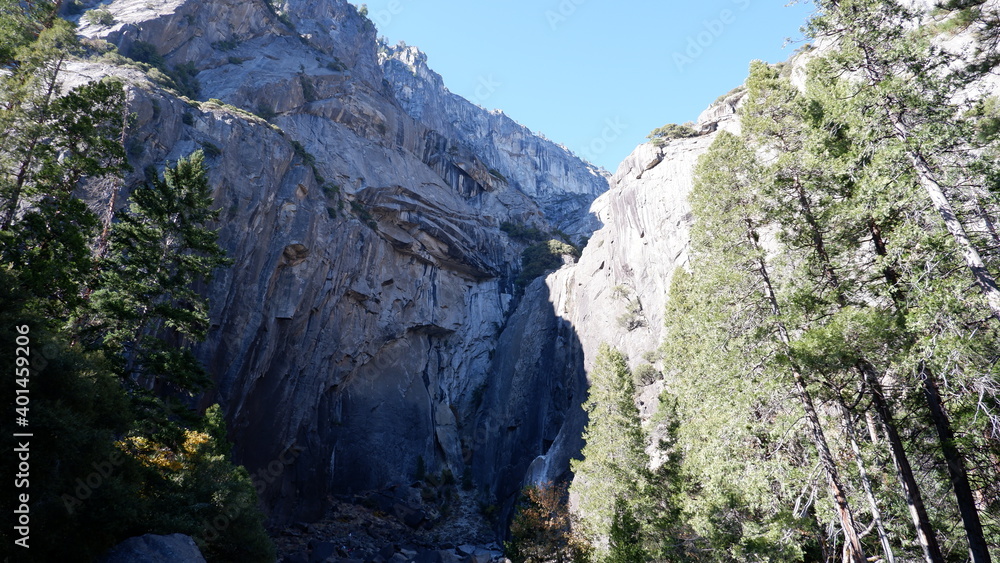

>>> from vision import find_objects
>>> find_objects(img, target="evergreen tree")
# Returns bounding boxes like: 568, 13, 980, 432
808, 4, 1000, 559
570, 344, 650, 548
91, 150, 230, 408
742, 59, 947, 563
0, 17, 128, 317
607, 499, 646, 563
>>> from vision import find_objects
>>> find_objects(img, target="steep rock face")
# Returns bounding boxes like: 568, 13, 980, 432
380, 44, 609, 237
471, 278, 588, 530
539, 94, 743, 426
71, 0, 604, 525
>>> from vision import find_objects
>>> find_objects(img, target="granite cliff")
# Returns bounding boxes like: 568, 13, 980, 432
65, 0, 608, 528
62, 0, 746, 539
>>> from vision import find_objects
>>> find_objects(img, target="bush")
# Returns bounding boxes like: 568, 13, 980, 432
0, 277, 274, 562
128, 41, 164, 67
213, 36, 240, 51
506, 483, 592, 563
83, 8, 115, 26
633, 363, 660, 387
500, 221, 546, 243
516, 239, 579, 289
255, 104, 276, 121
199, 141, 222, 158
124, 42, 200, 99
647, 123, 698, 146
617, 300, 646, 331
168, 61, 200, 99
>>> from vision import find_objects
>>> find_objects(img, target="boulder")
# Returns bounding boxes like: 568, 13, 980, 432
98, 533, 205, 563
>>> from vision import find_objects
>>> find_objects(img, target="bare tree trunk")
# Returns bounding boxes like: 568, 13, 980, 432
856, 361, 945, 563
903, 145, 1000, 322
920, 363, 993, 563
838, 399, 895, 563
744, 220, 867, 563
867, 217, 987, 561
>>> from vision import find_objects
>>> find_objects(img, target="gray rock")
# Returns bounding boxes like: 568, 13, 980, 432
412, 551, 443, 563
438, 550, 467, 563
69, 0, 602, 529
309, 541, 337, 563
98, 533, 206, 563
378, 545, 398, 561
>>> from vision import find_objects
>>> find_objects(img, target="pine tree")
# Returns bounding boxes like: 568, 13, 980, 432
0, 17, 128, 318
607, 499, 647, 563
808, 4, 1000, 559
90, 151, 230, 417
570, 344, 650, 547
742, 59, 948, 563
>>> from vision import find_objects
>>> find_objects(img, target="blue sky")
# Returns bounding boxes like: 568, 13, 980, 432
361, 1, 815, 172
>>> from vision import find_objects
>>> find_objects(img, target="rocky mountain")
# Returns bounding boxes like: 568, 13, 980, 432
61, 0, 755, 543
65, 0, 611, 529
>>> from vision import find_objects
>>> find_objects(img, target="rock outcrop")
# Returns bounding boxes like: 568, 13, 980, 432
99, 534, 206, 563
68, 0, 605, 527
380, 44, 609, 237
542, 92, 742, 391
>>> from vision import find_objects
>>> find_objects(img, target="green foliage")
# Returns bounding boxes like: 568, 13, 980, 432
516, 239, 580, 289
90, 151, 231, 404
647, 122, 698, 146
83, 8, 115, 26
0, 0, 59, 66
607, 500, 647, 563
213, 35, 240, 51
168, 61, 200, 99
501, 221, 546, 242
632, 363, 659, 387
570, 344, 650, 545
255, 104, 277, 120
199, 141, 222, 158
350, 199, 377, 229
127, 40, 164, 67
611, 285, 646, 331
0, 22, 270, 561
1, 71, 129, 317
122, 41, 200, 98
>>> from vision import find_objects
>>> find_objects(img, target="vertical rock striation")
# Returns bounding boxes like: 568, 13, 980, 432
70, 0, 608, 525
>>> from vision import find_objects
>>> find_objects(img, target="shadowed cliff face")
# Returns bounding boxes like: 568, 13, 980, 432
69, 0, 605, 525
